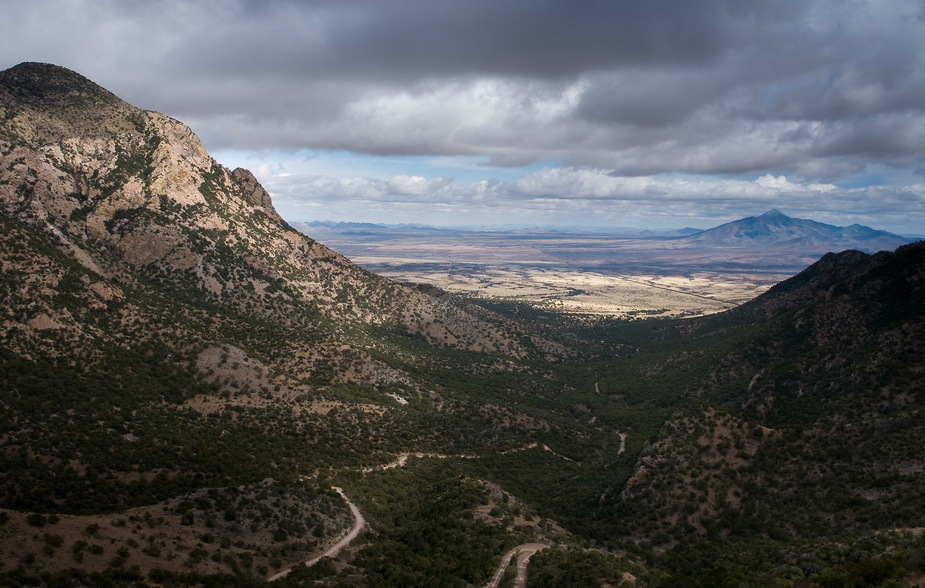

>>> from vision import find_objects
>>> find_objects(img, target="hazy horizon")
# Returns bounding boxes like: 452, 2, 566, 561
289, 213, 924, 240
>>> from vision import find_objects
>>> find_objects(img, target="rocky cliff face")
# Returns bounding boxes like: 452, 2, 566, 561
0, 62, 284, 271
0, 62, 550, 388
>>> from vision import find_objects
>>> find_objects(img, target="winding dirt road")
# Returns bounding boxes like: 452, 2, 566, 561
270, 452, 560, 584
268, 487, 365, 581
484, 543, 548, 588
361, 443, 574, 474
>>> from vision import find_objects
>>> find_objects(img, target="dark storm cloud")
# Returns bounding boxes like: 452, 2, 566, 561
2, 0, 925, 230
131, 0, 923, 178
178, 0, 753, 80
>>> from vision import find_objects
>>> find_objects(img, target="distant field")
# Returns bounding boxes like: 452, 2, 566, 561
350, 261, 756, 318
295, 224, 812, 318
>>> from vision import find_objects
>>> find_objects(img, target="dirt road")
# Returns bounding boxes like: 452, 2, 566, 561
361, 444, 569, 473
272, 452, 560, 584
268, 486, 365, 581
484, 543, 548, 588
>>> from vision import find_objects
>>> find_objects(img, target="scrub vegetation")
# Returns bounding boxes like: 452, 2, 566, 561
1, 62, 924, 587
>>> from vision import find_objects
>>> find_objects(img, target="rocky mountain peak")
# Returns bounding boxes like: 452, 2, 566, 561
680, 209, 911, 253
1, 62, 119, 106
231, 166, 282, 222
0, 62, 145, 144
1, 62, 547, 391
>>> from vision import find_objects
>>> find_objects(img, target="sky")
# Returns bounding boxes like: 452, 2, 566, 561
2, 0, 925, 234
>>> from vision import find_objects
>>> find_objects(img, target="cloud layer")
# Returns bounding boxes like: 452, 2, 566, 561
2, 0, 925, 230
255, 166, 924, 232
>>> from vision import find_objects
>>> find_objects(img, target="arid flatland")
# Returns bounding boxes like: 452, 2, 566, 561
295, 224, 809, 317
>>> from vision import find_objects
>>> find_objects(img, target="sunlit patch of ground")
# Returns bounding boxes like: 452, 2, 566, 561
297, 226, 803, 318
355, 259, 778, 318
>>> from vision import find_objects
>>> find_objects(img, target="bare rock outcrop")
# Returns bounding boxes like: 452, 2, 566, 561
1, 61, 563, 388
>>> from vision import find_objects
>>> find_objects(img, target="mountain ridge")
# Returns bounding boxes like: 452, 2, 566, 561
679, 209, 912, 252
0, 62, 552, 372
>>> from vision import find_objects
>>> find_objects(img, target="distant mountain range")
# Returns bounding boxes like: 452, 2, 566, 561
678, 209, 914, 252
302, 211, 914, 254
300, 220, 699, 237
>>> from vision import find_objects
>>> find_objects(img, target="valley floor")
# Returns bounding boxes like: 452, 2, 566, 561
294, 224, 809, 318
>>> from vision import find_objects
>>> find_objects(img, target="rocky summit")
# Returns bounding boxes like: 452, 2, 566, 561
0, 62, 554, 378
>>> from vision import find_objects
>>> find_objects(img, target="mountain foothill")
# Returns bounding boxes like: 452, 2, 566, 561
1, 62, 923, 587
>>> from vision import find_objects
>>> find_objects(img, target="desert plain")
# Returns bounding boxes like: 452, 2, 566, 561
294, 224, 819, 318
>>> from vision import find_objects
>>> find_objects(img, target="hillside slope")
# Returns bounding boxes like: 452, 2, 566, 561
0, 63, 580, 579
593, 241, 925, 580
